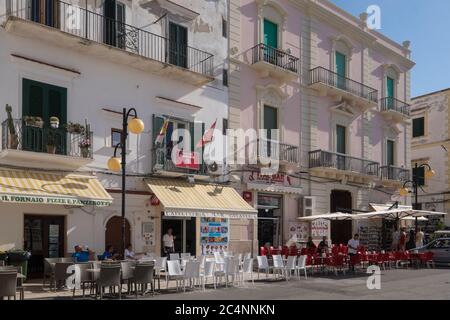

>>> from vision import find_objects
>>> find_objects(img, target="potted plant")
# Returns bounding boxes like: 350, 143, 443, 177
79, 137, 91, 158
23, 115, 44, 128
49, 116, 60, 129
64, 122, 85, 134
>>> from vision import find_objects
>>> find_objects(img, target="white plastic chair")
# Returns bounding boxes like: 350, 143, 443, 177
200, 260, 217, 290
272, 255, 285, 279
240, 258, 254, 286
154, 256, 167, 289
237, 253, 243, 269
284, 256, 297, 281
182, 261, 200, 292
197, 255, 206, 270
169, 253, 180, 261
213, 252, 225, 271
180, 253, 191, 260
166, 260, 183, 290
223, 251, 233, 258
224, 258, 239, 287
297, 255, 308, 279
256, 255, 272, 279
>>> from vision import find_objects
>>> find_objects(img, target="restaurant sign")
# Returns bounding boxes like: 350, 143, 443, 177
248, 171, 293, 185
311, 219, 329, 238
0, 194, 112, 207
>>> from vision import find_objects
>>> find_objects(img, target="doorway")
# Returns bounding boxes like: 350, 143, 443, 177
161, 217, 196, 256
24, 215, 65, 277
257, 194, 282, 248
168, 22, 188, 68
105, 216, 131, 256
330, 190, 352, 245
30, 0, 59, 27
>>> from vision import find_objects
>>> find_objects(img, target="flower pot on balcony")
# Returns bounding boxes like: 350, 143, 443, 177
80, 146, 90, 158
46, 145, 56, 154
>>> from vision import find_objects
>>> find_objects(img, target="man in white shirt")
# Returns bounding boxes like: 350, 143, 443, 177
347, 234, 360, 272
392, 227, 400, 251
416, 228, 425, 248
124, 244, 136, 260
162, 227, 175, 256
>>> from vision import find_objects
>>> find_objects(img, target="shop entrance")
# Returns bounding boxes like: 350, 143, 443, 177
330, 190, 352, 245
105, 216, 131, 257
24, 214, 65, 277
257, 194, 282, 248
161, 217, 196, 256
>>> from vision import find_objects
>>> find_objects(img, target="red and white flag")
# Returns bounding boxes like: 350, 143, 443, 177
154, 118, 169, 145
196, 119, 217, 148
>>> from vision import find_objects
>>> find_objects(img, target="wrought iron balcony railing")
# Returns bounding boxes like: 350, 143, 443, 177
380, 165, 410, 182
309, 150, 379, 176
152, 146, 207, 175
251, 43, 299, 74
257, 138, 299, 164
7, 0, 213, 77
380, 97, 410, 116
2, 119, 93, 159
309, 67, 378, 103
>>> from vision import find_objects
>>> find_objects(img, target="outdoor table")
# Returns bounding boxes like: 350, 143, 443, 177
312, 256, 331, 273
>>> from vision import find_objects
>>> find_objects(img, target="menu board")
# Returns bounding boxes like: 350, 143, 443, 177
200, 218, 229, 255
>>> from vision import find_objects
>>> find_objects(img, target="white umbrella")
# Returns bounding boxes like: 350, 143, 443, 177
353, 208, 446, 221
298, 212, 353, 221
401, 216, 428, 221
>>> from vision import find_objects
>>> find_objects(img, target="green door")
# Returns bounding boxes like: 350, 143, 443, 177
22, 79, 67, 154
263, 19, 278, 48
169, 22, 188, 68
335, 51, 346, 89
336, 125, 346, 170
386, 77, 395, 110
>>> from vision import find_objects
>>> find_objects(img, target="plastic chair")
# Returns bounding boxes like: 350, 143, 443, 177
272, 255, 285, 279
96, 264, 122, 299
297, 255, 308, 279
256, 255, 272, 279
54, 262, 74, 291
120, 261, 135, 293
73, 263, 94, 297
0, 272, 17, 300
200, 260, 217, 290
224, 258, 239, 287
154, 256, 167, 290
328, 255, 346, 276
132, 263, 154, 298
183, 261, 200, 292
169, 253, 180, 261
240, 258, 254, 286
166, 260, 184, 291
180, 253, 191, 260
284, 255, 297, 281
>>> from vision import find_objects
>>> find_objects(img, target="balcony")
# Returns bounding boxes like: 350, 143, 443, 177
380, 97, 411, 123
380, 165, 410, 186
250, 44, 299, 81
152, 145, 207, 177
309, 150, 379, 183
309, 67, 378, 109
1, 119, 93, 170
5, 0, 214, 85
257, 139, 300, 166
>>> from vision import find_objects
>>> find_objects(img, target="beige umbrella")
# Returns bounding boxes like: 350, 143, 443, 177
298, 212, 353, 221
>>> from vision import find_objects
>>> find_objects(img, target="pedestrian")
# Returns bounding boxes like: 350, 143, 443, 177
406, 229, 416, 250
163, 227, 175, 257
399, 228, 407, 251
416, 228, 425, 248
391, 226, 400, 251
347, 234, 360, 272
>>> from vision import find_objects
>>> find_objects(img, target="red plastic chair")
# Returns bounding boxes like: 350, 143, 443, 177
288, 246, 298, 256
300, 248, 308, 256
331, 245, 339, 255
260, 246, 269, 256
281, 246, 289, 258
328, 255, 346, 275
421, 251, 434, 268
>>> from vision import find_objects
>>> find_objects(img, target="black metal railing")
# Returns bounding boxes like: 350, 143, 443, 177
251, 43, 299, 74
152, 146, 207, 175
380, 165, 410, 181
1, 119, 93, 158
309, 150, 379, 176
309, 67, 378, 103
7, 0, 214, 77
380, 97, 410, 116
257, 138, 299, 163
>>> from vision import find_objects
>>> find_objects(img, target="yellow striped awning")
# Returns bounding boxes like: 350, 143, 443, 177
0, 169, 113, 207
145, 179, 257, 219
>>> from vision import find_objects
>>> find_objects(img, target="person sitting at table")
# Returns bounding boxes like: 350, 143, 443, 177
102, 245, 118, 260
72, 245, 93, 263
124, 244, 136, 260
317, 236, 329, 255
306, 236, 316, 252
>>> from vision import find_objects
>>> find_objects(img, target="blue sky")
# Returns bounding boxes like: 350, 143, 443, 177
330, 0, 450, 97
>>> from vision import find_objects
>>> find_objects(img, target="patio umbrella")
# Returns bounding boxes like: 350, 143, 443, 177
401, 216, 428, 221
298, 212, 354, 221
352, 208, 446, 220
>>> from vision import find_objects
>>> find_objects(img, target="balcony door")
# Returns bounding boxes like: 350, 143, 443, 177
263, 105, 278, 158
335, 51, 347, 90
336, 125, 346, 170
22, 79, 67, 154
263, 19, 278, 65
330, 190, 352, 245
169, 22, 188, 69
386, 77, 395, 109
30, 0, 59, 28
386, 140, 395, 180
104, 0, 126, 47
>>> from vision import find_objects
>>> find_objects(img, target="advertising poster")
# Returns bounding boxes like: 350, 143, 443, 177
311, 219, 329, 238
288, 222, 310, 244
200, 217, 229, 255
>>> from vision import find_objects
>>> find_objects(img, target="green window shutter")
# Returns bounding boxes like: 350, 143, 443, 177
263, 19, 278, 48
169, 22, 188, 68
152, 115, 164, 146
386, 140, 394, 166
336, 125, 346, 154
387, 77, 395, 98
412, 117, 425, 137
335, 52, 346, 89
413, 166, 425, 186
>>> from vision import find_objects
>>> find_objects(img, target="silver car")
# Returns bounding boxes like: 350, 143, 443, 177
417, 237, 450, 265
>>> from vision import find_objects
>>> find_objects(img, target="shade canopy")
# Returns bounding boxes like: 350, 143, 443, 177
145, 179, 257, 219
0, 169, 113, 207
298, 212, 353, 221
401, 216, 428, 221
353, 208, 446, 220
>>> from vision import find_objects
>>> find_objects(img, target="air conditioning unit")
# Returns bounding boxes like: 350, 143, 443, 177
301, 196, 315, 217
207, 161, 226, 176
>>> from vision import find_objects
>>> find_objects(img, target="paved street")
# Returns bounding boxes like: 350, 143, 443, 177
147, 268, 450, 300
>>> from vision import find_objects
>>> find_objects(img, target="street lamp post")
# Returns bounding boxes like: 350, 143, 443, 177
107, 108, 144, 259
399, 163, 435, 232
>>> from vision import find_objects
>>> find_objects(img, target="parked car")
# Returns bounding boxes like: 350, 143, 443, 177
417, 237, 450, 265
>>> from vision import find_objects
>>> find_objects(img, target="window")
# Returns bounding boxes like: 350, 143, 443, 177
412, 117, 425, 137
335, 52, 347, 89
336, 125, 346, 154
168, 22, 188, 68
222, 18, 227, 38
386, 140, 395, 166
413, 166, 425, 186
111, 128, 123, 147
263, 105, 278, 140
222, 69, 228, 87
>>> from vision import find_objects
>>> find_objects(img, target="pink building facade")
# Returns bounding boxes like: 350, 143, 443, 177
229, 0, 415, 252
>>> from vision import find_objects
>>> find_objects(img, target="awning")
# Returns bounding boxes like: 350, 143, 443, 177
298, 212, 353, 221
353, 208, 447, 220
0, 169, 113, 207
145, 179, 257, 219
246, 182, 303, 195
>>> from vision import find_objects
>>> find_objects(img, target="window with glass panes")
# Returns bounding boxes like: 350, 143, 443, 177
412, 117, 425, 137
